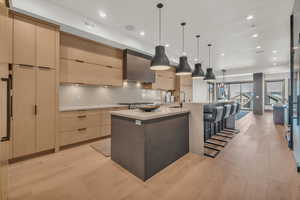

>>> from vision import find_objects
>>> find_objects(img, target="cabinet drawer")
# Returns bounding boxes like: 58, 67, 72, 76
60, 127, 100, 146
60, 112, 101, 132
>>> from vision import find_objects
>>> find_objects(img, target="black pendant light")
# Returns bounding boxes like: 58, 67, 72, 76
176, 22, 192, 76
204, 44, 216, 81
192, 35, 205, 79
150, 3, 170, 71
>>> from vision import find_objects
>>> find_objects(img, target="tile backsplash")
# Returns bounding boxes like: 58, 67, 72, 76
60, 82, 165, 107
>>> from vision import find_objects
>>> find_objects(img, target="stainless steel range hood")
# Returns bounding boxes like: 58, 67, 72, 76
123, 49, 155, 83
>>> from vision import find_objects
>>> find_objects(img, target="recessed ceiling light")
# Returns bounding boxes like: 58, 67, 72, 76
252, 33, 259, 38
272, 50, 277, 54
165, 44, 170, 47
246, 15, 254, 20
221, 53, 225, 56
140, 31, 145, 36
256, 46, 261, 49
99, 11, 107, 18
273, 57, 278, 61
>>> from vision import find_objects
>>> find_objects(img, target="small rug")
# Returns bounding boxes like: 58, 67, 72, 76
236, 111, 250, 120
90, 138, 111, 157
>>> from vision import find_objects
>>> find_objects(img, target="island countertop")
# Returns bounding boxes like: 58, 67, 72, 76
110, 107, 189, 121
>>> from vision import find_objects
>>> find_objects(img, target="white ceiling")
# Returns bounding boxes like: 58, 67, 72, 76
11, 0, 295, 75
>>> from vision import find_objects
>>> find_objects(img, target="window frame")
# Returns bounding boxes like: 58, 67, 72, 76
264, 79, 285, 106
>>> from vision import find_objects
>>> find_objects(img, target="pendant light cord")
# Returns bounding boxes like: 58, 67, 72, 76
157, 3, 164, 45
208, 44, 211, 68
196, 35, 200, 61
181, 22, 186, 54
159, 6, 161, 45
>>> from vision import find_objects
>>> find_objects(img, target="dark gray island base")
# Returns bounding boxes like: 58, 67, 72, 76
111, 109, 189, 181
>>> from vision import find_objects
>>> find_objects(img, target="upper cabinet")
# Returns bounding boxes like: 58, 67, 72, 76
13, 15, 36, 66
60, 33, 123, 86
13, 13, 58, 68
145, 68, 176, 91
0, 6, 12, 64
36, 22, 57, 68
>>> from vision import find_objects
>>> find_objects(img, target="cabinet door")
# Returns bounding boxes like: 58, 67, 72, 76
12, 65, 36, 157
36, 67, 56, 152
0, 7, 12, 64
36, 23, 56, 69
13, 15, 36, 66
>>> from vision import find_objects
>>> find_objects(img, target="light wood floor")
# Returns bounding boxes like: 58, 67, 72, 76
8, 113, 300, 200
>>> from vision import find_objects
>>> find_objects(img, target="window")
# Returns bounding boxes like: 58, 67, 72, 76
265, 80, 285, 105
217, 82, 254, 110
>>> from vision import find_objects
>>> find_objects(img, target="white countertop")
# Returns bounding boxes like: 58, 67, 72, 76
60, 104, 128, 112
110, 107, 189, 120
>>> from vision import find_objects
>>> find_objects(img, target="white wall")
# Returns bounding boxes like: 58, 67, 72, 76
192, 79, 209, 103
59, 82, 164, 107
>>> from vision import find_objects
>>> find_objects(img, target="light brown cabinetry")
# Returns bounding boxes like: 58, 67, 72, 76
12, 65, 56, 158
13, 14, 58, 69
60, 58, 122, 86
59, 107, 126, 147
13, 15, 36, 66
12, 65, 36, 157
175, 75, 193, 103
36, 23, 57, 68
0, 6, 12, 64
60, 33, 123, 86
145, 69, 176, 91
36, 67, 56, 152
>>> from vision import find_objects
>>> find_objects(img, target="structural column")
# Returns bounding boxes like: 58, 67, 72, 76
253, 73, 265, 115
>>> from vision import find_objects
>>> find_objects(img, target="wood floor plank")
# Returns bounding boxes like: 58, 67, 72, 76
8, 113, 300, 200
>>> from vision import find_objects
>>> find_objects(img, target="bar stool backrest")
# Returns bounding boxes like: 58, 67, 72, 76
223, 104, 232, 119
231, 103, 238, 115
214, 106, 224, 123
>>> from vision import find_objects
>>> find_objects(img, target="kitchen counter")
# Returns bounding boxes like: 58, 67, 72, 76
60, 104, 128, 112
111, 107, 190, 181
110, 107, 189, 121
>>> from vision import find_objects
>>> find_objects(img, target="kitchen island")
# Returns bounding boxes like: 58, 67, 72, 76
110, 107, 190, 181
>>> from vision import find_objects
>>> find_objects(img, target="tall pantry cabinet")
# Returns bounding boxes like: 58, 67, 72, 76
11, 13, 59, 158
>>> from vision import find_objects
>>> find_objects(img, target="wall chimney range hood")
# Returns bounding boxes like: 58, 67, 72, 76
123, 49, 155, 83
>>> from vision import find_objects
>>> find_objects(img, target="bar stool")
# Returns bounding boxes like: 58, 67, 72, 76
206, 106, 228, 147
217, 104, 235, 138
204, 104, 216, 141
224, 103, 240, 134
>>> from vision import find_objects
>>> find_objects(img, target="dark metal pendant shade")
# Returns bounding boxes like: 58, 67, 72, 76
204, 68, 216, 81
150, 3, 171, 71
192, 63, 205, 79
150, 45, 170, 70
176, 56, 192, 75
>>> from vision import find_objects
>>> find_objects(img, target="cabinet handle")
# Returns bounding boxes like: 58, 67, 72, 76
77, 115, 87, 118
17, 64, 35, 68
78, 128, 87, 132
38, 66, 51, 70
34, 105, 38, 115
106, 65, 113, 69
75, 59, 84, 63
